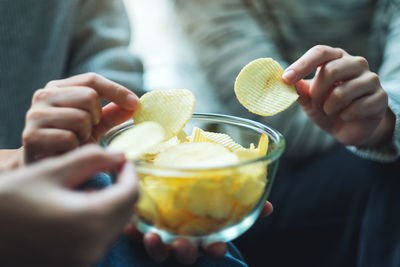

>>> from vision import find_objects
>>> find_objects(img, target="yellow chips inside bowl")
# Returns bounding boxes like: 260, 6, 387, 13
108, 87, 276, 239
234, 58, 298, 116
133, 89, 195, 140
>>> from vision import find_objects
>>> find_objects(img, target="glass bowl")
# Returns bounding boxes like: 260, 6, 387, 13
101, 113, 285, 245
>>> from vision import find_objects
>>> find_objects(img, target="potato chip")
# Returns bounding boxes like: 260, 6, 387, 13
141, 136, 180, 161
234, 58, 298, 116
133, 89, 195, 140
154, 142, 239, 168
257, 133, 269, 156
109, 121, 165, 161
188, 127, 244, 152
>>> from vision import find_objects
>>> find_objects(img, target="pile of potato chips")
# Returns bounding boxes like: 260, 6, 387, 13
109, 58, 297, 236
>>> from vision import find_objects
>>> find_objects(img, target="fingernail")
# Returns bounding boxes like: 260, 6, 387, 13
282, 69, 296, 83
126, 94, 139, 110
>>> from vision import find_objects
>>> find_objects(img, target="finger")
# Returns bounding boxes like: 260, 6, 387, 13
310, 56, 368, 107
33, 86, 102, 125
124, 223, 143, 244
259, 201, 274, 217
23, 128, 80, 163
203, 242, 228, 258
91, 102, 135, 141
143, 233, 171, 263
323, 72, 380, 116
46, 73, 139, 111
340, 89, 388, 121
295, 79, 312, 107
26, 107, 92, 142
172, 238, 198, 265
283, 45, 344, 83
47, 145, 126, 187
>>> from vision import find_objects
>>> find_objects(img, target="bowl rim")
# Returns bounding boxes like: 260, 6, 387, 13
100, 112, 285, 172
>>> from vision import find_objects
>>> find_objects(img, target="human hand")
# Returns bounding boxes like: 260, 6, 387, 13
125, 201, 273, 265
0, 145, 138, 267
22, 73, 139, 163
282, 45, 395, 148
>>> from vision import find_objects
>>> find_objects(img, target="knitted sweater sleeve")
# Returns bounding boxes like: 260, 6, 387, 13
348, 0, 400, 162
67, 0, 144, 95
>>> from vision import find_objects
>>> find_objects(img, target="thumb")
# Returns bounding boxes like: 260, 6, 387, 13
48, 144, 126, 188
91, 102, 135, 141
295, 79, 312, 107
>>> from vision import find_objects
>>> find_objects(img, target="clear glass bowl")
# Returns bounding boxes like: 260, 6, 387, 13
101, 113, 285, 245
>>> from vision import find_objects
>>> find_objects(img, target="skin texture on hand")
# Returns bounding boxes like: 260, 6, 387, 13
282, 45, 395, 148
126, 201, 274, 265
0, 145, 138, 267
22, 73, 139, 163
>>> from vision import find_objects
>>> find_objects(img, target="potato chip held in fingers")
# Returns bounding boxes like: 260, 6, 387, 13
133, 89, 195, 140
109, 121, 165, 161
234, 58, 298, 116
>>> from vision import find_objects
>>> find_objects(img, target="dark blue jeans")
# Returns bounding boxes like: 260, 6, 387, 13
234, 146, 400, 267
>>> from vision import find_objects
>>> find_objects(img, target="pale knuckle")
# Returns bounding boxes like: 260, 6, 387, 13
355, 56, 369, 69
368, 72, 380, 85
59, 131, 79, 147
22, 129, 39, 147
75, 112, 92, 129
331, 88, 346, 102
326, 65, 340, 78
81, 72, 102, 86
313, 45, 329, 55
25, 108, 45, 121
32, 89, 51, 103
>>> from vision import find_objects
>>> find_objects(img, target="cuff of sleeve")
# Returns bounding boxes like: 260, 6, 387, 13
346, 145, 398, 163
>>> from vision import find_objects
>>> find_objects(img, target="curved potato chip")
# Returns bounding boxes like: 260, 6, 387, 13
188, 127, 244, 152
133, 89, 195, 139
234, 58, 298, 116
154, 142, 239, 168
257, 133, 269, 156
109, 121, 165, 161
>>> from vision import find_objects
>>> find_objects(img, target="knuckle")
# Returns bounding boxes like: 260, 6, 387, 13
81, 72, 102, 86
313, 45, 329, 56
331, 88, 346, 102
368, 72, 380, 85
75, 111, 92, 129
32, 89, 51, 103
25, 108, 46, 122
355, 56, 369, 69
326, 65, 339, 78
59, 131, 79, 148
45, 80, 58, 88
22, 129, 39, 148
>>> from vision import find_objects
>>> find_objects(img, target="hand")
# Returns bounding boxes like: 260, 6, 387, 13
0, 145, 138, 267
126, 201, 274, 265
282, 45, 395, 148
22, 73, 139, 163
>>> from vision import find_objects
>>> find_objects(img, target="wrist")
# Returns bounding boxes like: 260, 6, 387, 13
362, 108, 396, 149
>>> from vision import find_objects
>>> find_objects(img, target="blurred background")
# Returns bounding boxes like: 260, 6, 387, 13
123, 0, 220, 113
